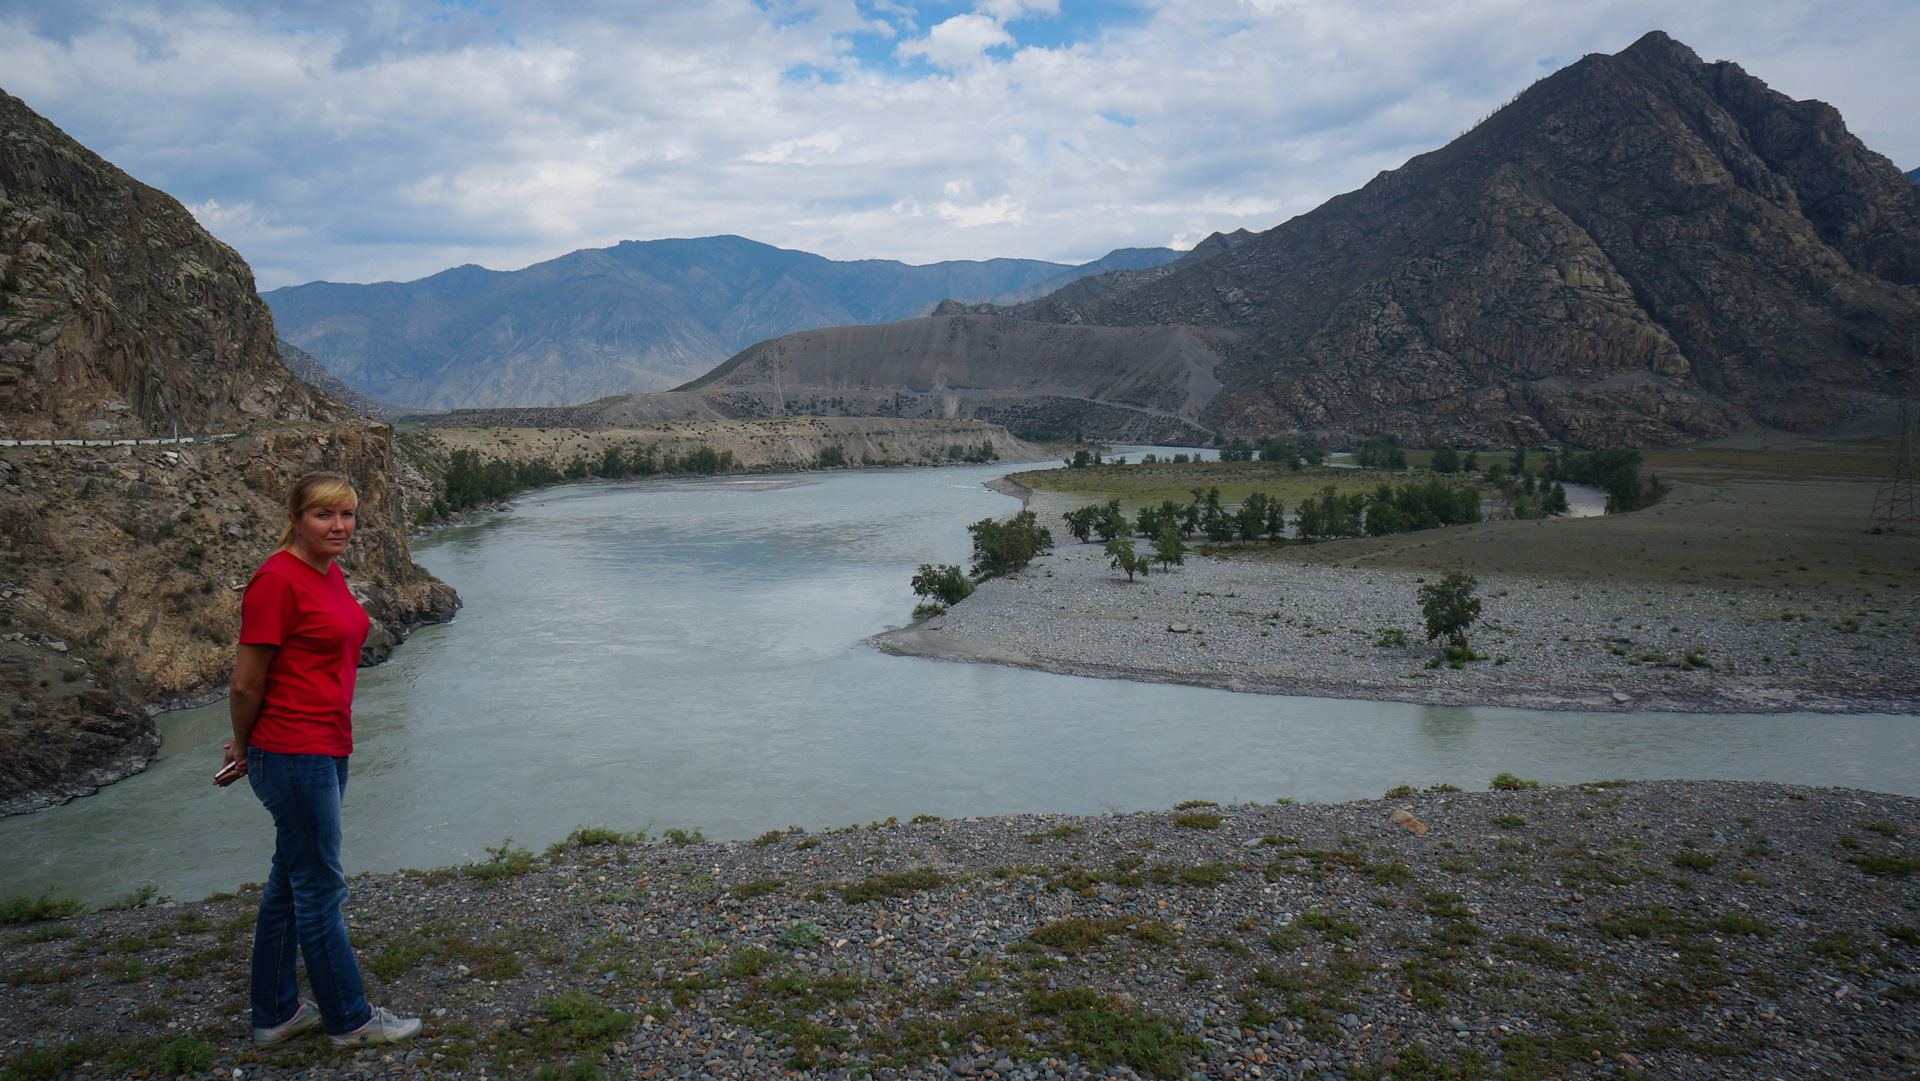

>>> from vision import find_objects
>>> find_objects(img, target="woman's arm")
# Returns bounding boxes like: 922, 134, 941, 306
217, 643, 277, 786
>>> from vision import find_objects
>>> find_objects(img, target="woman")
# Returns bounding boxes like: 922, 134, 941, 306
214, 471, 422, 1048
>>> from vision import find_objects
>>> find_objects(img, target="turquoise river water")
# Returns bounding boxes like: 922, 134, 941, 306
2, 454, 1915, 905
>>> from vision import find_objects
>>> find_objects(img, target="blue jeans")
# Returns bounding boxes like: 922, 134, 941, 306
247, 748, 372, 1036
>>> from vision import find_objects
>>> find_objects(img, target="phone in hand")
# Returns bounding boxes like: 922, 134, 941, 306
214, 762, 244, 785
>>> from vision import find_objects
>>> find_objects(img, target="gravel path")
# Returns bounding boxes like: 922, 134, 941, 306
872, 491, 1920, 715
3, 781, 1918, 1080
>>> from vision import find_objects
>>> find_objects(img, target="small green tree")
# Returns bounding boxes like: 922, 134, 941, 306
911, 564, 974, 606
1430, 448, 1460, 474
1062, 506, 1099, 543
1417, 572, 1482, 651
1105, 538, 1150, 582
1152, 525, 1187, 571
1094, 499, 1129, 542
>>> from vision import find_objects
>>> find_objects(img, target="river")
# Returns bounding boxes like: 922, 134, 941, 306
2, 455, 1914, 905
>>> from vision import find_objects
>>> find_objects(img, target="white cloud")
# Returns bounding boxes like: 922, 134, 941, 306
895, 13, 1014, 71
0, 0, 1914, 289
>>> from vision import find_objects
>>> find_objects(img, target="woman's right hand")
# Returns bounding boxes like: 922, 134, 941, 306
214, 738, 248, 787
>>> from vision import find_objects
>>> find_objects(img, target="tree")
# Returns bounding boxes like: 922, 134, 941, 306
1105, 538, 1150, 582
1218, 438, 1255, 462
1546, 482, 1570, 515
968, 509, 1053, 578
1094, 499, 1129, 542
1430, 448, 1461, 474
1062, 506, 1099, 543
911, 564, 974, 606
1152, 525, 1187, 571
816, 443, 848, 468
1417, 572, 1482, 651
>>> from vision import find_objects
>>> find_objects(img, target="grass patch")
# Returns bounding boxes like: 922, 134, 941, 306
1489, 773, 1541, 791
1671, 852, 1718, 874
485, 990, 635, 1080
839, 868, 950, 904
1296, 911, 1364, 943
1847, 853, 1920, 877
731, 879, 786, 900
1026, 987, 1199, 1078
1171, 813, 1222, 830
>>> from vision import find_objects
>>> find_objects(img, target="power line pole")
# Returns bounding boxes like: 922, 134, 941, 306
1869, 357, 1918, 534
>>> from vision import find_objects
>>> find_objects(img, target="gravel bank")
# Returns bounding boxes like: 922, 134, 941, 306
3, 781, 1918, 1080
873, 491, 1919, 715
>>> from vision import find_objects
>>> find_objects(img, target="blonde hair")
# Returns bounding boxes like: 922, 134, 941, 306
275, 471, 360, 553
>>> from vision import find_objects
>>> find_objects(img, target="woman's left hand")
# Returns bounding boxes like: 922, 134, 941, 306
214, 739, 248, 787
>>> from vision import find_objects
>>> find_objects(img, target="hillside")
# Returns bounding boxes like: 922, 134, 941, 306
276, 337, 398, 419
262, 238, 1175, 412
0, 88, 457, 814
688, 33, 1920, 448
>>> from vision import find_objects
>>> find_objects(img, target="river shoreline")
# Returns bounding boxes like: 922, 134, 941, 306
872, 490, 1920, 716
2, 780, 1915, 1080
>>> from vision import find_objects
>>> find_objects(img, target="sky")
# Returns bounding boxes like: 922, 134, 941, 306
2, 1, 1916, 290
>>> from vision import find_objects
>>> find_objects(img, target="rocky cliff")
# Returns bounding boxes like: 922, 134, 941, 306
687, 33, 1920, 449
0, 89, 457, 815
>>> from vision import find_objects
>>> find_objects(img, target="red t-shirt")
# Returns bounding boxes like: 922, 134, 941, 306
239, 550, 370, 756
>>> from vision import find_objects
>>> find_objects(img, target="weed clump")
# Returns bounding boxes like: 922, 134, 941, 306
0, 895, 85, 925
464, 839, 537, 885
839, 868, 950, 904
1489, 773, 1541, 791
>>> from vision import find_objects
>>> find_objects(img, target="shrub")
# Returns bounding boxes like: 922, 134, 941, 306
0, 895, 85, 924
1105, 538, 1150, 582
1374, 628, 1410, 648
1417, 572, 1482, 651
911, 563, 975, 606
968, 510, 1052, 578
1488, 773, 1540, 791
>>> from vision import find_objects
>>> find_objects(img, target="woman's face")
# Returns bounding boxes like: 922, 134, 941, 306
290, 501, 357, 561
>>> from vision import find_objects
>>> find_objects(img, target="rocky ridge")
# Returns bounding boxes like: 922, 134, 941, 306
0, 89, 458, 815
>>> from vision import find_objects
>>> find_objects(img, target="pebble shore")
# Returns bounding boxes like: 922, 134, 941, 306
3, 781, 1919, 1080
873, 491, 1920, 715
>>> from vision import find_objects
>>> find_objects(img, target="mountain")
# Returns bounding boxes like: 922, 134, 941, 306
0, 88, 456, 813
276, 337, 398, 419
688, 32, 1920, 448
262, 237, 1174, 412
972, 246, 1181, 306
1909, 167, 1919, 183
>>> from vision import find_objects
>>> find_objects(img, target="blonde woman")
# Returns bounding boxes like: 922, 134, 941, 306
214, 471, 421, 1048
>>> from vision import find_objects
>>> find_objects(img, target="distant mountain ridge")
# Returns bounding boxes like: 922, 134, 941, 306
684, 32, 1920, 448
263, 237, 1178, 411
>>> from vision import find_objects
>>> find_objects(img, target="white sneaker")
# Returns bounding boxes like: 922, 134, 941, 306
330, 1006, 423, 1047
252, 998, 321, 1045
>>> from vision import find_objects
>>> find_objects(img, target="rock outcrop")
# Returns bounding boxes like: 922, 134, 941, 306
685, 33, 1920, 449
0, 89, 457, 815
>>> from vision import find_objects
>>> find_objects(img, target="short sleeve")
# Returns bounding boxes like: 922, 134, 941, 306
240, 573, 297, 646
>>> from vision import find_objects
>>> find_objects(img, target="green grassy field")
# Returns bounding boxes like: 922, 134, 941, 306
1011, 440, 1920, 595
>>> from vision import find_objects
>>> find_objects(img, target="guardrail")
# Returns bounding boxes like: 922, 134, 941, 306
0, 434, 239, 447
